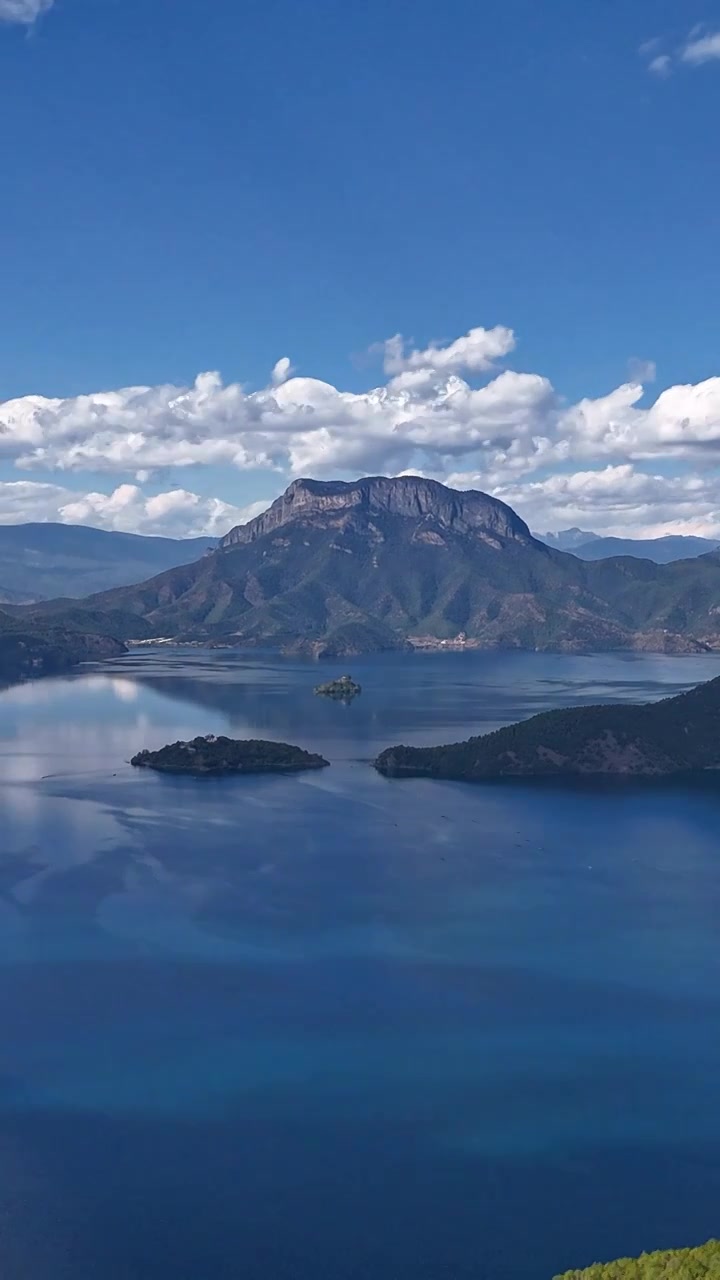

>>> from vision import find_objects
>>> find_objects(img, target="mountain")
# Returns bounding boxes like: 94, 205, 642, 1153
535, 528, 600, 551
25, 475, 720, 656
221, 475, 530, 548
571, 534, 720, 563
375, 675, 720, 781
0, 523, 217, 603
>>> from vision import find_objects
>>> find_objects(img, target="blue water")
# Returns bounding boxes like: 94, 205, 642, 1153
2, 648, 720, 1280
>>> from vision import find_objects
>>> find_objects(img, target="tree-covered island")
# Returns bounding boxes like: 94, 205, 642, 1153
131, 734, 329, 775
314, 674, 362, 701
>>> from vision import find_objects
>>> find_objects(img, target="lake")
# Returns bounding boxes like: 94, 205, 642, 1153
2, 648, 720, 1280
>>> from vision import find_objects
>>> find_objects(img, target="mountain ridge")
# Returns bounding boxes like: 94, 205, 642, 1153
0, 523, 217, 602
536, 528, 720, 563
17, 476, 720, 657
220, 475, 532, 547
571, 533, 720, 563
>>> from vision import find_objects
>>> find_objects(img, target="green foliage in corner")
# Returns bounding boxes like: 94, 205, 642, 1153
554, 1240, 720, 1280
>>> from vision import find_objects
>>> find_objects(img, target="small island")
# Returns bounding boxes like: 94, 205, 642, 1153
375, 675, 720, 782
131, 734, 329, 776
314, 674, 362, 702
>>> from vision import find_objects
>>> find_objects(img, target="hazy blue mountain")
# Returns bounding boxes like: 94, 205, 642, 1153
535, 528, 601, 550
571, 534, 720, 563
0, 523, 217, 602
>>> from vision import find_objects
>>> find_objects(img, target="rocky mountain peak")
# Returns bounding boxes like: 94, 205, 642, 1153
220, 475, 532, 548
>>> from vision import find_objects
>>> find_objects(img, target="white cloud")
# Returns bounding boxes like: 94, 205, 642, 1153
449, 465, 720, 540
383, 325, 516, 378
271, 357, 294, 386
0, 481, 267, 538
641, 26, 720, 74
3, 323, 720, 539
681, 30, 720, 64
648, 54, 672, 76
0, 360, 559, 481
639, 37, 662, 57
639, 36, 670, 73
556, 377, 720, 464
0, 0, 53, 23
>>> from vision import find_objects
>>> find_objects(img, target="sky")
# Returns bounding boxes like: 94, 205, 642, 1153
2, 0, 720, 540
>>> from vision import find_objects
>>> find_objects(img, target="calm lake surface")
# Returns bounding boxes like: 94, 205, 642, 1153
2, 648, 720, 1280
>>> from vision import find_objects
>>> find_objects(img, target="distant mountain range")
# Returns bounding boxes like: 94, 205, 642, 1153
536, 528, 601, 551
19, 474, 720, 658
570, 534, 719, 563
536, 529, 719, 563
1, 519, 712, 615
0, 524, 217, 603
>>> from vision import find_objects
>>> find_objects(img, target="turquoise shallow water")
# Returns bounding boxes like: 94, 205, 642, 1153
1, 649, 720, 1279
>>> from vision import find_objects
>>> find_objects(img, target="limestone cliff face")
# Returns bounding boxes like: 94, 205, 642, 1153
220, 476, 533, 548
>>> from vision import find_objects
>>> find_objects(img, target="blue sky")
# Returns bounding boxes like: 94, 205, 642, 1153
2, 0, 720, 538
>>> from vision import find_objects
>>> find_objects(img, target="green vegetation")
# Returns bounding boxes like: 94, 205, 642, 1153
131, 734, 329, 775
8, 601, 155, 641
554, 1239, 720, 1279
375, 675, 720, 780
314, 674, 362, 701
310, 620, 407, 657
0, 611, 126, 683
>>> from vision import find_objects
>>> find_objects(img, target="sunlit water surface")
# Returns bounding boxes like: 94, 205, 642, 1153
2, 648, 720, 1280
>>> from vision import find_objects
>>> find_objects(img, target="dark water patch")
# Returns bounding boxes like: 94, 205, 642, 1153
1, 1107, 720, 1280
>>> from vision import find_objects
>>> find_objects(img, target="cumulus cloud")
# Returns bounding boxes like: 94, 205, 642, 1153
4, 322, 720, 538
383, 325, 516, 377
6, 353, 715, 482
449, 465, 720, 540
0, 0, 53, 23
0, 481, 267, 539
0, 360, 560, 481
560, 376, 720, 462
